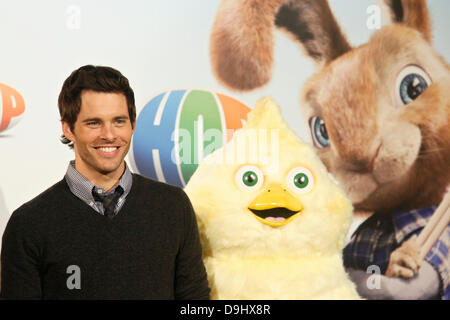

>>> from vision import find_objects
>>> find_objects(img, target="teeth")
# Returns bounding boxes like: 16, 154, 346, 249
97, 147, 118, 152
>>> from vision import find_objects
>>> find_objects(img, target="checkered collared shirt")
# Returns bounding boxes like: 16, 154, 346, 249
64, 160, 133, 216
343, 206, 450, 300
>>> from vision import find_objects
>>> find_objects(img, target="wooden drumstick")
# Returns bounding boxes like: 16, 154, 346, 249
417, 192, 450, 261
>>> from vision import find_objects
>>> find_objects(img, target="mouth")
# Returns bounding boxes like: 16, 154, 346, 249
93, 146, 121, 158
248, 207, 300, 227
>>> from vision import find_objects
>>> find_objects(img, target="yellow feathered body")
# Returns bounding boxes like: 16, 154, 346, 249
204, 254, 360, 299
185, 97, 360, 299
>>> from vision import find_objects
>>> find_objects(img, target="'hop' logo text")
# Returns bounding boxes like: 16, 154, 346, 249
132, 89, 251, 187
0, 83, 25, 133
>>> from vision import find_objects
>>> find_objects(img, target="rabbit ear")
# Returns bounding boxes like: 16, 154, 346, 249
381, 0, 431, 42
210, 0, 285, 91
275, 0, 351, 66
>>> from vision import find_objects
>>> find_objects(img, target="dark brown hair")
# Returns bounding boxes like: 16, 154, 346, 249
58, 65, 136, 148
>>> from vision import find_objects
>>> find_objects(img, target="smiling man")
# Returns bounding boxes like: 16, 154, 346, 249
0, 65, 210, 299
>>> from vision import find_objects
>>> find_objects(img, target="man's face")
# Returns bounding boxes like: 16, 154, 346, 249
62, 90, 135, 180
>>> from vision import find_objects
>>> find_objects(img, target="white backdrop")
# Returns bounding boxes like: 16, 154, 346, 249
1, 0, 449, 248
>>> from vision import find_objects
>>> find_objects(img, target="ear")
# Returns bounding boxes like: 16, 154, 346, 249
210, 0, 285, 91
62, 121, 75, 142
381, 0, 431, 43
275, 0, 352, 67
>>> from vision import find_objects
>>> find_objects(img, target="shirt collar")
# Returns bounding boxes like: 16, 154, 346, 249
65, 160, 133, 205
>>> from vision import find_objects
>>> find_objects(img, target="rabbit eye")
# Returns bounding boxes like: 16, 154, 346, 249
396, 65, 431, 106
309, 116, 329, 148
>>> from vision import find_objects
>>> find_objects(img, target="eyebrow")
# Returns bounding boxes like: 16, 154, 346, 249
112, 115, 130, 121
81, 115, 130, 123
82, 117, 102, 123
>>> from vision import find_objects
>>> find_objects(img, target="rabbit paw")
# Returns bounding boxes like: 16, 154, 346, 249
385, 235, 421, 278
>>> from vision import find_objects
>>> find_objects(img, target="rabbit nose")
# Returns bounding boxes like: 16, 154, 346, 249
351, 160, 372, 173
340, 143, 381, 173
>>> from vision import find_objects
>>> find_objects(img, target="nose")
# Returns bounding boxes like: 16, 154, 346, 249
100, 123, 116, 141
337, 142, 381, 173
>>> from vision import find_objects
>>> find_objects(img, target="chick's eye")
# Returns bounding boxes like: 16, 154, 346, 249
287, 167, 314, 194
242, 171, 258, 187
309, 116, 329, 148
235, 165, 264, 191
396, 65, 431, 106
294, 173, 309, 189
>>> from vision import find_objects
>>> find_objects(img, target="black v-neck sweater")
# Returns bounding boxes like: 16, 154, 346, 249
0, 174, 210, 300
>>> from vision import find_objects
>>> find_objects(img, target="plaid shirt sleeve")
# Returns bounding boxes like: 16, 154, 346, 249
394, 207, 449, 300
344, 207, 449, 300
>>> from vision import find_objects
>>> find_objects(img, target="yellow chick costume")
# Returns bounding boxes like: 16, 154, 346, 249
185, 97, 360, 299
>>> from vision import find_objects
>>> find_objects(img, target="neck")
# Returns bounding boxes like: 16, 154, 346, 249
75, 161, 125, 191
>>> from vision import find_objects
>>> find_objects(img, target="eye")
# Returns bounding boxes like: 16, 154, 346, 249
395, 65, 431, 106
235, 165, 264, 192
287, 167, 314, 194
309, 116, 330, 148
